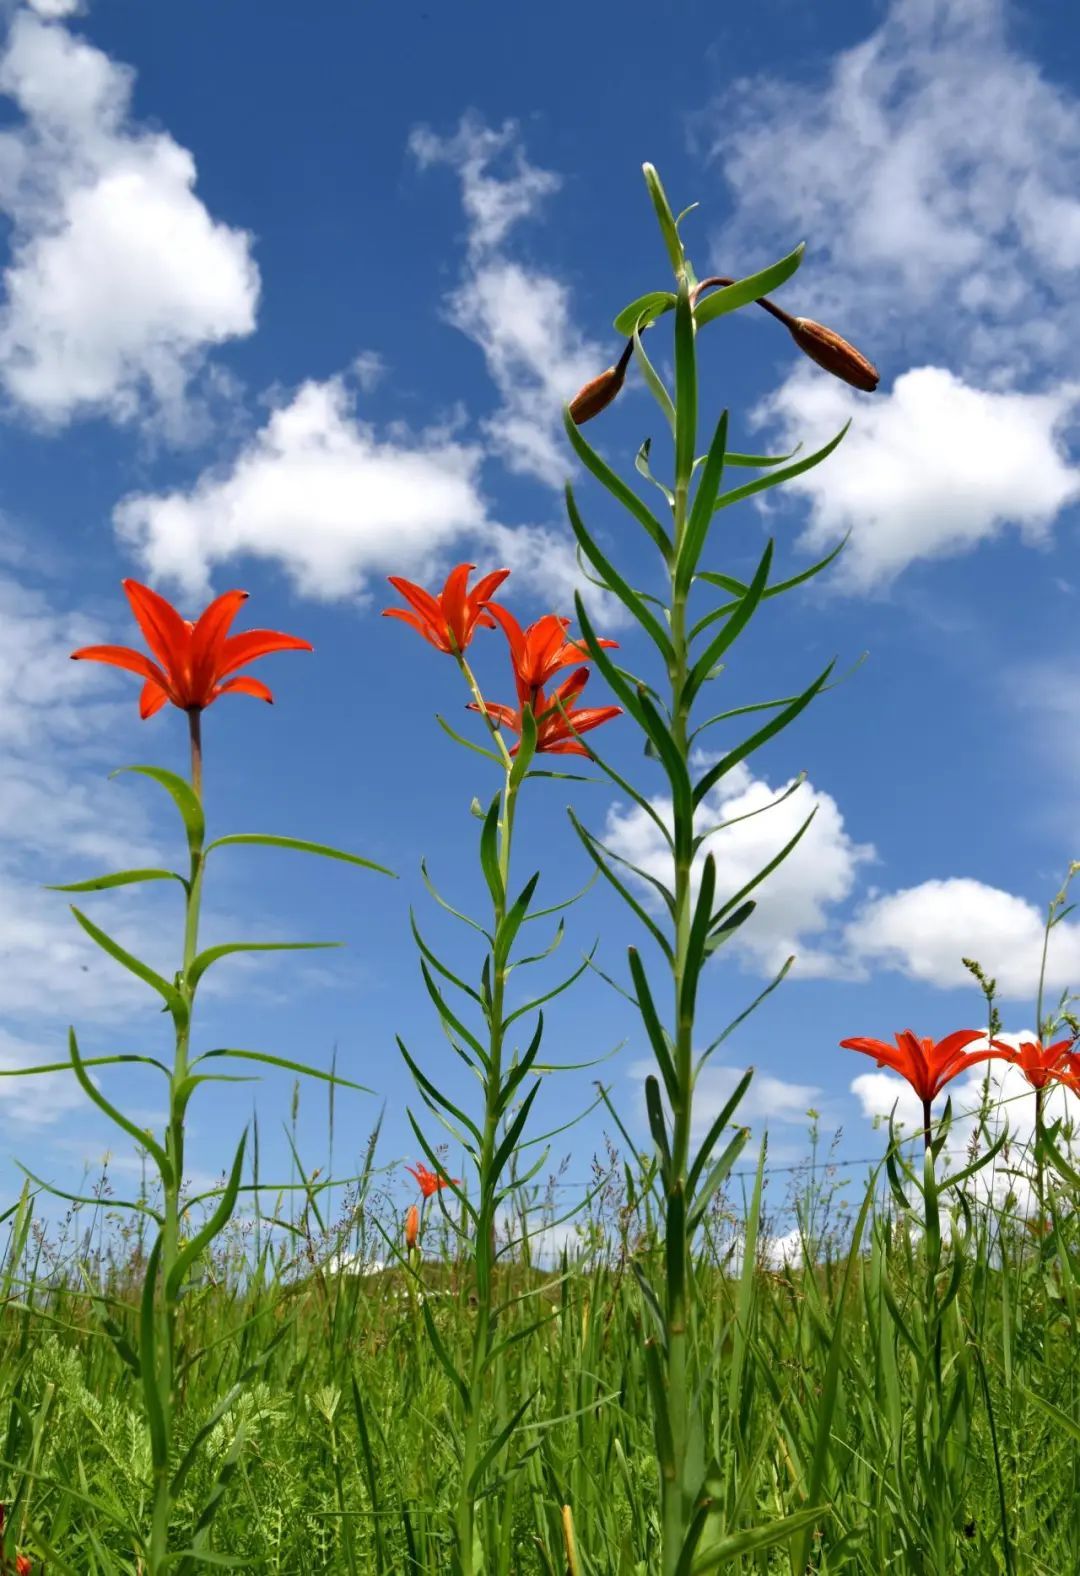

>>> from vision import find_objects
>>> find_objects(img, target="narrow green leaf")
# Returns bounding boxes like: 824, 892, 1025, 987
673, 274, 697, 490
114, 764, 204, 851
139, 1233, 168, 1467
563, 409, 673, 562
627, 948, 679, 1106
565, 484, 675, 659
70, 905, 187, 1026
690, 1506, 823, 1571
635, 437, 676, 504
568, 809, 674, 965
693, 662, 835, 808
633, 323, 676, 433
683, 540, 773, 709
642, 163, 684, 274
479, 791, 505, 909
613, 289, 676, 336
68, 1027, 172, 1183
206, 832, 394, 877
713, 422, 848, 513
692, 243, 804, 328
166, 1132, 247, 1301
186, 939, 340, 992
676, 411, 727, 595
48, 868, 186, 894
195, 1048, 372, 1094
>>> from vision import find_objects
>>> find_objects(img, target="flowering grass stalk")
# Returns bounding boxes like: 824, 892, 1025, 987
11, 581, 394, 1570
561, 165, 878, 1571
385, 565, 620, 1574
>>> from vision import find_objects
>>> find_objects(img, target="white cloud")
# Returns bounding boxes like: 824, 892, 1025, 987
0, 10, 258, 431
25, 0, 82, 17
754, 365, 1080, 589
411, 115, 604, 486
115, 375, 489, 599
707, 0, 1080, 378
705, 0, 1080, 586
604, 764, 874, 979
845, 877, 1080, 999
0, 1025, 85, 1127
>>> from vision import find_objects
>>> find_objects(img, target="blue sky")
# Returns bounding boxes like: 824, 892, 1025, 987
1, 0, 1079, 1238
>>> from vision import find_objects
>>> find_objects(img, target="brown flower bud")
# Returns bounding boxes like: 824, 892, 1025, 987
787, 318, 879, 392
568, 339, 633, 425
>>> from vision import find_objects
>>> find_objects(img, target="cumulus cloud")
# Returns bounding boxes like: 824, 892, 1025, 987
704, 0, 1080, 585
845, 877, 1080, 998
0, 10, 258, 432
603, 763, 874, 979
707, 0, 1080, 377
115, 374, 489, 599
755, 365, 1080, 589
411, 114, 604, 485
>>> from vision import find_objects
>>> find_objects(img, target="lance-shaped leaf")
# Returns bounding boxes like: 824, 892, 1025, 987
70, 905, 188, 1027
420, 959, 490, 1066
569, 809, 674, 964
694, 661, 835, 808
713, 421, 848, 513
0, 1050, 170, 1079
68, 1028, 172, 1182
683, 540, 773, 710
644, 1074, 672, 1184
673, 276, 697, 489
627, 947, 679, 1105
114, 764, 204, 852
206, 832, 394, 877
643, 162, 684, 274
687, 1128, 751, 1235
634, 685, 694, 845
194, 1048, 372, 1093
709, 809, 817, 930
490, 1080, 542, 1185
479, 790, 505, 910
504, 948, 595, 1028
636, 437, 676, 505
166, 1131, 247, 1302
643, 1336, 676, 1481
693, 535, 848, 641
614, 289, 676, 336
634, 322, 675, 433
139, 1233, 168, 1469
563, 409, 673, 562
687, 1067, 753, 1203
704, 899, 755, 957
565, 484, 675, 660
421, 857, 493, 943
398, 1036, 482, 1145
495, 870, 540, 969
692, 242, 804, 328
689, 1506, 824, 1572
410, 910, 483, 1006
186, 939, 340, 992
679, 854, 717, 1029
676, 411, 727, 595
48, 867, 186, 894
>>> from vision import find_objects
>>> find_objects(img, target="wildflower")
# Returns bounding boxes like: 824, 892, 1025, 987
468, 668, 622, 755
16, 1557, 31, 1575
383, 563, 510, 655
568, 339, 633, 424
406, 1162, 460, 1198
71, 581, 312, 719
995, 1036, 1080, 1092
405, 1202, 419, 1251
786, 318, 879, 392
840, 1029, 1005, 1104
487, 606, 618, 705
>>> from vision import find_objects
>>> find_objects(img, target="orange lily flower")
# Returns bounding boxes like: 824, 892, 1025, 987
383, 563, 510, 654
487, 605, 618, 704
404, 1202, 420, 1251
469, 668, 621, 756
840, 1028, 1009, 1148
71, 581, 311, 719
994, 1036, 1079, 1092
16, 1557, 31, 1576
406, 1162, 460, 1198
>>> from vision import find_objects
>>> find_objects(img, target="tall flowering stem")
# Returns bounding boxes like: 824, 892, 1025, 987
562, 166, 878, 1571
385, 567, 619, 1574
58, 582, 392, 1571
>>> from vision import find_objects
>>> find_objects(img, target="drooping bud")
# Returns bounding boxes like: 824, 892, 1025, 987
405, 1203, 419, 1251
16, 1554, 33, 1575
568, 339, 633, 425
787, 318, 879, 392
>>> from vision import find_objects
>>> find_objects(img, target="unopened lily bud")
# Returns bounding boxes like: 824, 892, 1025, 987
568, 339, 633, 425
788, 318, 879, 392
405, 1202, 419, 1251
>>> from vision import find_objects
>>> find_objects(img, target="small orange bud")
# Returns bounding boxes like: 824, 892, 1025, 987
568, 339, 633, 425
787, 318, 879, 392
16, 1554, 32, 1575
405, 1203, 419, 1251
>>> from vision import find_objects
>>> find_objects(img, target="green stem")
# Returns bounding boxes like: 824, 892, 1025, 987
454, 657, 519, 1574
149, 706, 206, 1573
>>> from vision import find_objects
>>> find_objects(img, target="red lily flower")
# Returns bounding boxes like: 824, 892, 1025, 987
469, 668, 622, 756
71, 581, 312, 719
383, 563, 510, 654
840, 1029, 1006, 1103
994, 1036, 1079, 1092
404, 1202, 420, 1250
406, 1162, 460, 1198
487, 605, 618, 704
16, 1557, 31, 1576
